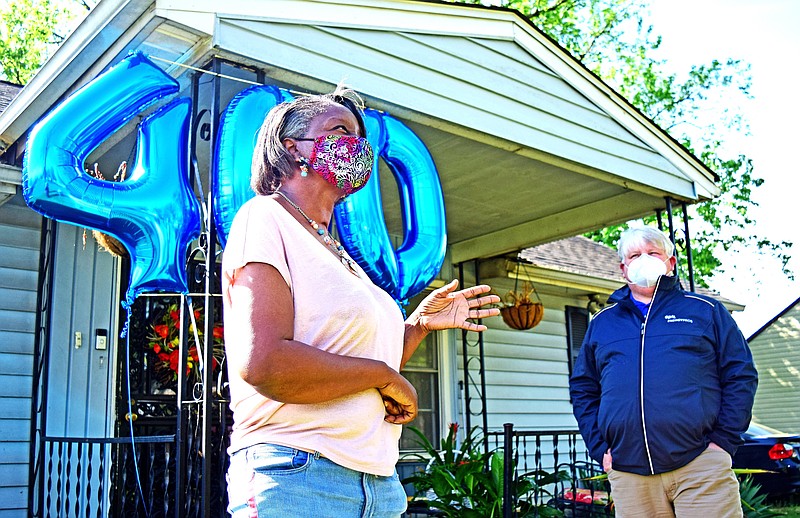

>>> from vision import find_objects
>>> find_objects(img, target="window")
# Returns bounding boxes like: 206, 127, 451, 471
565, 305, 590, 377
399, 333, 441, 451
399, 291, 441, 451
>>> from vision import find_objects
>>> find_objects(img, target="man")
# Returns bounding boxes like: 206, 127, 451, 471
570, 227, 757, 517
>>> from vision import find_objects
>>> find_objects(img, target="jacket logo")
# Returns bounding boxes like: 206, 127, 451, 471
665, 314, 693, 324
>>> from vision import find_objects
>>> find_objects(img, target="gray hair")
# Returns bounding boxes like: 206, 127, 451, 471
251, 86, 367, 195
617, 226, 675, 261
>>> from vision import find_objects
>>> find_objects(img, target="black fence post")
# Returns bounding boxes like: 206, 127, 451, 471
503, 423, 514, 518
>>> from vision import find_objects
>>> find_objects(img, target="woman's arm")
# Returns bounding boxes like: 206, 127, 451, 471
225, 261, 417, 423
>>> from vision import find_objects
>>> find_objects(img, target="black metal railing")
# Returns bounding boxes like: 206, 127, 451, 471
487, 424, 612, 518
41, 435, 175, 518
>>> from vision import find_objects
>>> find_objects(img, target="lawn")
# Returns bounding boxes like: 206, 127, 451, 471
772, 496, 800, 517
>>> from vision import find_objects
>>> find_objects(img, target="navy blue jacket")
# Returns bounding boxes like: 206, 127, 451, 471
569, 275, 757, 475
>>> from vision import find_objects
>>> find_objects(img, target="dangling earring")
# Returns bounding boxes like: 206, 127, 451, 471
296, 156, 309, 177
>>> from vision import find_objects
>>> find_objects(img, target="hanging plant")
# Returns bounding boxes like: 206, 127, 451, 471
500, 279, 544, 331
83, 162, 129, 257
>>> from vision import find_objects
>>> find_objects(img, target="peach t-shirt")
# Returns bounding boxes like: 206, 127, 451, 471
222, 195, 405, 476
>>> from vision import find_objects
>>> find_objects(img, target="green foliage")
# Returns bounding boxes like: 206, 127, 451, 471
739, 475, 781, 518
0, 0, 90, 84
454, 0, 792, 285
402, 424, 567, 517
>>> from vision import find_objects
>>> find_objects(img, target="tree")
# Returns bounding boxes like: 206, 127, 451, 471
0, 0, 90, 84
458, 0, 791, 287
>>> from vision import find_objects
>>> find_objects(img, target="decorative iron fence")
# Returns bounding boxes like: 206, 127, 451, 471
38, 431, 230, 518
487, 424, 612, 518
40, 435, 174, 518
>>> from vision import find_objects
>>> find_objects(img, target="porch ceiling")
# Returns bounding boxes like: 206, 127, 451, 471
386, 121, 666, 262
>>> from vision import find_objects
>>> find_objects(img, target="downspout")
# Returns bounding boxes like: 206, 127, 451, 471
28, 217, 56, 517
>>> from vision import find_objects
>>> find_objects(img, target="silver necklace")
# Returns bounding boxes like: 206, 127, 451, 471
275, 191, 360, 277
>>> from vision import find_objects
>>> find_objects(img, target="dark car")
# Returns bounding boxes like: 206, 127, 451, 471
732, 422, 800, 498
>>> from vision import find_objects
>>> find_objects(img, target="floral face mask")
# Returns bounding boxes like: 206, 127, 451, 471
296, 134, 374, 195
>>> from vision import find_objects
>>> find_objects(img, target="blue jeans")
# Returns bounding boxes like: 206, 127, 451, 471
227, 443, 408, 517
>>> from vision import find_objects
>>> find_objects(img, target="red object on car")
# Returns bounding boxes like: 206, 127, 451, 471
561, 488, 608, 505
732, 422, 800, 497
769, 443, 794, 461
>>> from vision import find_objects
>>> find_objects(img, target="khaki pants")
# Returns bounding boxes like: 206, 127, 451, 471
608, 447, 742, 518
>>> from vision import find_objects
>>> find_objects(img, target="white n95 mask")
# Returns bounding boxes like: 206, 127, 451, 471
626, 254, 668, 288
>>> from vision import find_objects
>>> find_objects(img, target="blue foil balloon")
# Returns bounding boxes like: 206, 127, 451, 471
382, 114, 447, 302
334, 110, 400, 296
115, 97, 201, 305
22, 52, 201, 307
213, 85, 294, 248
335, 109, 446, 304
211, 90, 446, 305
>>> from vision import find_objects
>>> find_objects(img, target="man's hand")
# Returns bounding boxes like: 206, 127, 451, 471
603, 449, 613, 473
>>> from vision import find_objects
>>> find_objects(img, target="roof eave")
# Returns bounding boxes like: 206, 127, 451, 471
155, 0, 719, 200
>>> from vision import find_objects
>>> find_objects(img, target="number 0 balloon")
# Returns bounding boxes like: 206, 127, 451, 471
335, 109, 447, 304
213, 85, 294, 248
212, 88, 446, 305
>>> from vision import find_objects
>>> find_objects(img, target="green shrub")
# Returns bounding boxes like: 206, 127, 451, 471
402, 424, 566, 517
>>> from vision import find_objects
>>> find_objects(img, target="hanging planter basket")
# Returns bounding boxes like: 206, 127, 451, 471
87, 162, 129, 258
500, 274, 544, 331
500, 301, 544, 330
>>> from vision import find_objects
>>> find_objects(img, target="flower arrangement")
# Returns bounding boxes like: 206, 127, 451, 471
146, 302, 224, 389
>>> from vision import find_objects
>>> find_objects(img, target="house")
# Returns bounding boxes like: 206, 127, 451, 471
0, 0, 723, 515
747, 297, 800, 433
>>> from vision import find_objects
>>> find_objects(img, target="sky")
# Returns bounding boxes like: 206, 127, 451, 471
642, 0, 800, 336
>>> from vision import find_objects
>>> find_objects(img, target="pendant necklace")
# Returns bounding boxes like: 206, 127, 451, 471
275, 191, 360, 277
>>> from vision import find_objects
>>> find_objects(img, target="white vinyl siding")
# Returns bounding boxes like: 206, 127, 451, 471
456, 288, 582, 431
0, 193, 41, 516
748, 302, 800, 433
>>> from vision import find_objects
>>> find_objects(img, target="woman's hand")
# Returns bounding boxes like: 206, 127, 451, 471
408, 279, 500, 333
378, 373, 418, 425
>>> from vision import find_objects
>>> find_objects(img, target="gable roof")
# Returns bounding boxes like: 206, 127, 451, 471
0, 0, 721, 264
748, 295, 800, 341
521, 235, 622, 281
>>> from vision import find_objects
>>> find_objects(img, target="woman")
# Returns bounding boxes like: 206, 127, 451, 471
223, 87, 500, 517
